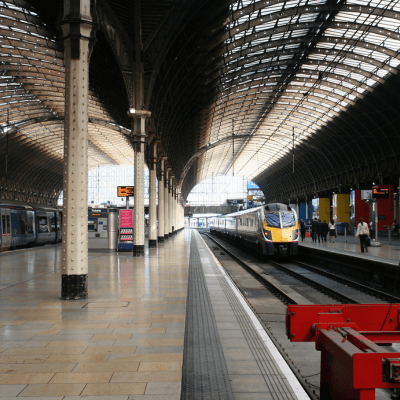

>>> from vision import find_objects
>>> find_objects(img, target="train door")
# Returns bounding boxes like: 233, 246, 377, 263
49, 212, 57, 243
0, 209, 12, 251
56, 212, 62, 242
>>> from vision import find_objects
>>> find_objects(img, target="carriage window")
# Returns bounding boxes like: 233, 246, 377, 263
39, 217, 49, 233
250, 219, 253, 227
265, 212, 280, 227
6, 215, 10, 234
2, 216, 5, 235
281, 212, 296, 228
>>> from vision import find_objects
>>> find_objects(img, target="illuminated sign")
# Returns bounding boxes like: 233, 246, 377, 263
372, 186, 390, 199
117, 186, 134, 197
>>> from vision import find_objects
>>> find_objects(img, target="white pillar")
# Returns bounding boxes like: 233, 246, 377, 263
60, 0, 96, 300
172, 186, 176, 234
164, 169, 169, 240
133, 115, 148, 256
157, 159, 165, 242
148, 143, 157, 248
169, 176, 173, 236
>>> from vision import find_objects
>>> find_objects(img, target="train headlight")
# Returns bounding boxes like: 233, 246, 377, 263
292, 230, 299, 241
264, 229, 272, 240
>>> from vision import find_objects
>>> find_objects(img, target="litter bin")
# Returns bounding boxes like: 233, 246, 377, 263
336, 222, 349, 235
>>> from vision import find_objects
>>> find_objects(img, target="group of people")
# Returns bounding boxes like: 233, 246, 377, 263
299, 218, 336, 243
298, 216, 400, 254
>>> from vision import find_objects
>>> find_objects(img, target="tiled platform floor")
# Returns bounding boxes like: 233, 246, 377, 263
0, 229, 308, 400
300, 237, 400, 265
0, 232, 189, 399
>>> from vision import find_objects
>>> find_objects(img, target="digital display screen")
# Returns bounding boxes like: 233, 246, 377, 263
117, 186, 134, 197
372, 187, 390, 199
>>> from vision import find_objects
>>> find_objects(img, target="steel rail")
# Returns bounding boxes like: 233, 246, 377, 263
203, 233, 299, 305
292, 259, 400, 303
205, 232, 359, 304
267, 259, 360, 305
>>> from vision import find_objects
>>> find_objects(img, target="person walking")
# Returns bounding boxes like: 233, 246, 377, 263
300, 219, 306, 242
356, 217, 370, 253
328, 219, 336, 243
311, 218, 319, 243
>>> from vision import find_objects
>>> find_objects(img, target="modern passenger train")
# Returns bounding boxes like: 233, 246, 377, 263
0, 200, 62, 252
209, 203, 298, 256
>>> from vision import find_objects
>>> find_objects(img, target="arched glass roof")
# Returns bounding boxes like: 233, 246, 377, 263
0, 0, 133, 201
197, 0, 400, 192
1, 0, 400, 202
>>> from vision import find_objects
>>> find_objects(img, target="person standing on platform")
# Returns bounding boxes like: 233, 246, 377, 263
311, 218, 319, 243
300, 219, 306, 242
317, 219, 323, 243
321, 219, 329, 242
356, 217, 370, 253
328, 219, 336, 243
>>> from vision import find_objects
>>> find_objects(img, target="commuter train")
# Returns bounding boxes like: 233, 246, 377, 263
209, 203, 299, 256
0, 200, 62, 252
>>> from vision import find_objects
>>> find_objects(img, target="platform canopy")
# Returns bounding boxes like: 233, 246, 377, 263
1, 0, 400, 203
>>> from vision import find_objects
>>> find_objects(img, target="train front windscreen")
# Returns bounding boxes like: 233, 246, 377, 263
265, 211, 296, 228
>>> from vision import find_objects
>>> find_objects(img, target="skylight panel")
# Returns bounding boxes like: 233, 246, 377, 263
381, 37, 400, 51
298, 12, 319, 23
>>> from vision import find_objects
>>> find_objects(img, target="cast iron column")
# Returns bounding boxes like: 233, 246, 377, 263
169, 176, 173, 236
133, 114, 149, 256
164, 169, 169, 240
172, 188, 177, 234
157, 159, 165, 242
60, 0, 97, 300
148, 142, 157, 248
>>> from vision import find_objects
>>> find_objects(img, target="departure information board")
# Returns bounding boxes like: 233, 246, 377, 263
117, 186, 134, 197
372, 186, 390, 199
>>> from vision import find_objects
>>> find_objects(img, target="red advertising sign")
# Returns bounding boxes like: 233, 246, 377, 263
120, 209, 133, 228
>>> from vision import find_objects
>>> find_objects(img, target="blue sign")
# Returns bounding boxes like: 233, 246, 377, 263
248, 181, 260, 190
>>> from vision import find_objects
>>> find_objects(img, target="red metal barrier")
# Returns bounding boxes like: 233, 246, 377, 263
286, 304, 400, 400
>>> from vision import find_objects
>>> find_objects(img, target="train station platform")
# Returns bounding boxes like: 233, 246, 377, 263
299, 236, 400, 266
0, 229, 308, 400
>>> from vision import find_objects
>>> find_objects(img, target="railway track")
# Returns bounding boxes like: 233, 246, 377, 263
204, 232, 400, 305
202, 232, 399, 400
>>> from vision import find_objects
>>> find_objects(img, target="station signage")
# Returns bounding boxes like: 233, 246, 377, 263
117, 186, 134, 197
120, 209, 133, 228
372, 186, 390, 199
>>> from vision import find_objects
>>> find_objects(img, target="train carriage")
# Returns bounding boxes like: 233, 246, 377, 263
0, 200, 62, 252
210, 203, 298, 257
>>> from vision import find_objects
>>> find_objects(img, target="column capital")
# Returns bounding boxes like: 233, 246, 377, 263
60, 0, 98, 60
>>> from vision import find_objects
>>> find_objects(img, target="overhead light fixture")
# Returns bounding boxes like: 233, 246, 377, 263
128, 108, 151, 117
372, 182, 376, 185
